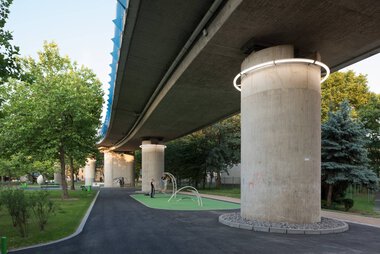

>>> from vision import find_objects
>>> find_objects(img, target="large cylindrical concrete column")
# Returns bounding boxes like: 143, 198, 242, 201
54, 172, 62, 185
141, 140, 165, 192
104, 151, 114, 187
84, 158, 96, 186
112, 153, 122, 182
123, 154, 135, 186
240, 45, 321, 224
103, 152, 135, 187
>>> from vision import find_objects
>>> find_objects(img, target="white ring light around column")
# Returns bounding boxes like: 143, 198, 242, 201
233, 58, 330, 92
139, 144, 167, 149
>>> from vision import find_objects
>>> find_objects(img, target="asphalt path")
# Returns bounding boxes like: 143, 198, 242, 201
14, 188, 380, 254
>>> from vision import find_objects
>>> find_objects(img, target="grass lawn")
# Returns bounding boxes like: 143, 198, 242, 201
199, 187, 240, 199
0, 189, 97, 249
347, 193, 380, 215
131, 193, 240, 211
324, 193, 380, 218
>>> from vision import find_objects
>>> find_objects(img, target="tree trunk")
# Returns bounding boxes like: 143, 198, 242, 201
69, 156, 75, 190
209, 173, 213, 189
327, 184, 333, 207
202, 168, 207, 189
59, 146, 69, 199
216, 171, 222, 189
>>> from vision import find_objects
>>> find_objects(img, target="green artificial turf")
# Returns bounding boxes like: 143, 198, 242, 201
131, 193, 240, 211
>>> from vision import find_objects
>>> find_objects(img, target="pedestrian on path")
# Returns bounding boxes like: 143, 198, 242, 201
150, 178, 155, 198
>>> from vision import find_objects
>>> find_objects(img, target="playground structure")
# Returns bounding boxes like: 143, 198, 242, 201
162, 172, 177, 197
168, 186, 203, 207
161, 172, 203, 207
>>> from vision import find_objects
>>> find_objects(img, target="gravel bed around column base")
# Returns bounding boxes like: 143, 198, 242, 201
219, 212, 349, 235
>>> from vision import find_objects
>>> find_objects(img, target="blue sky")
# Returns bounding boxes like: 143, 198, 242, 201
6, 0, 115, 119
5, 0, 380, 120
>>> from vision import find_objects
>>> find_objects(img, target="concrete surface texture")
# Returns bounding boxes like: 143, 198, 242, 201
103, 151, 114, 187
141, 140, 165, 192
13, 189, 380, 254
84, 158, 96, 186
99, 0, 380, 151
123, 154, 135, 186
241, 45, 321, 224
104, 151, 135, 187
53, 172, 62, 185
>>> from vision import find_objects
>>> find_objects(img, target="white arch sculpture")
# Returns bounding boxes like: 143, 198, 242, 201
163, 172, 177, 198
168, 186, 203, 207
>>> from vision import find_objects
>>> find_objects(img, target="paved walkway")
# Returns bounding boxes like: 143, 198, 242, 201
13, 189, 380, 254
196, 193, 380, 228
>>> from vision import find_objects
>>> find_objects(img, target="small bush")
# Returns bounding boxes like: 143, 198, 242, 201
342, 198, 354, 211
1, 189, 30, 237
1, 189, 20, 227
30, 191, 55, 231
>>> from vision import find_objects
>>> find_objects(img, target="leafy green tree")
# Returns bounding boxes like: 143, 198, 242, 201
0, 153, 53, 181
322, 101, 378, 206
0, 0, 19, 84
165, 132, 209, 188
203, 115, 240, 188
165, 115, 240, 188
359, 94, 380, 177
321, 71, 371, 121
0, 42, 103, 198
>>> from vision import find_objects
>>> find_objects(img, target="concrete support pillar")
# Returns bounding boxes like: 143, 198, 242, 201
104, 151, 114, 187
104, 151, 135, 187
112, 154, 122, 181
84, 158, 96, 186
123, 154, 135, 186
240, 45, 321, 224
54, 172, 62, 185
141, 140, 165, 192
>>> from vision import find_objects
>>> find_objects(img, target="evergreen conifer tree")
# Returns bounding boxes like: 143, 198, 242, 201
322, 101, 378, 206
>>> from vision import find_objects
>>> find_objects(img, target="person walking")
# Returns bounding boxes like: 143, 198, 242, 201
150, 178, 155, 198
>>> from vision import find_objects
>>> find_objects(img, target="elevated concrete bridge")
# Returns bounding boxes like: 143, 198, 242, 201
95, 0, 380, 225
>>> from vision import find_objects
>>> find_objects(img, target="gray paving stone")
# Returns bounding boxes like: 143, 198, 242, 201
230, 222, 240, 228
320, 228, 335, 234
334, 225, 349, 233
305, 230, 321, 235
219, 212, 349, 235
269, 227, 287, 234
253, 226, 269, 232
239, 223, 253, 230
287, 229, 305, 234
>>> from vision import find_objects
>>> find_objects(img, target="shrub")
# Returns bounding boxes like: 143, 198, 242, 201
1, 189, 19, 227
342, 198, 354, 211
30, 191, 55, 231
1, 189, 30, 237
